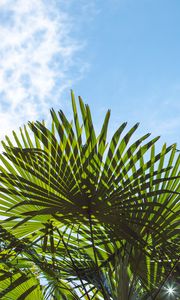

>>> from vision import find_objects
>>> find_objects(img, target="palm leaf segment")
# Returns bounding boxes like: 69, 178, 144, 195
0, 92, 179, 299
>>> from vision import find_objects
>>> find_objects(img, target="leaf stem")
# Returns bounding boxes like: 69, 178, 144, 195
88, 209, 111, 300
153, 257, 179, 299
56, 227, 91, 300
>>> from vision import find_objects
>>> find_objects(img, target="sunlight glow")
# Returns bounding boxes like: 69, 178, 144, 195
167, 287, 174, 295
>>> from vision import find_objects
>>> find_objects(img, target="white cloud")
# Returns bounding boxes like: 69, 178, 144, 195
0, 0, 86, 141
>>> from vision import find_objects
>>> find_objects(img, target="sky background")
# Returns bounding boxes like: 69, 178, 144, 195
0, 0, 179, 150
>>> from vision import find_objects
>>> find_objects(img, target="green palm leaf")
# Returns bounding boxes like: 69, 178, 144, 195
0, 92, 179, 299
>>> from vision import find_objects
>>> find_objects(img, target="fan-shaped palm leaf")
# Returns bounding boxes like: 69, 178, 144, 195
0, 92, 179, 299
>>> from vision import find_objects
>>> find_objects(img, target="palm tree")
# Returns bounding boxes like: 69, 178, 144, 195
0, 92, 179, 299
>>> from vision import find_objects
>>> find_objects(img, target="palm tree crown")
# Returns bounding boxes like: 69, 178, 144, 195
0, 92, 179, 299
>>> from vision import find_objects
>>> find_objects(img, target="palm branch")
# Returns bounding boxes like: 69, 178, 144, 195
0, 91, 179, 299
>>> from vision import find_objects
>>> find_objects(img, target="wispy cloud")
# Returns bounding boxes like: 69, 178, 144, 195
0, 0, 87, 140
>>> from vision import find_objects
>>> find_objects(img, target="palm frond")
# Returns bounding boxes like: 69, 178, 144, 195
0, 92, 179, 299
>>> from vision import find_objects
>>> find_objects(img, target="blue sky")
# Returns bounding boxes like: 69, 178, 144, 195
0, 0, 179, 148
